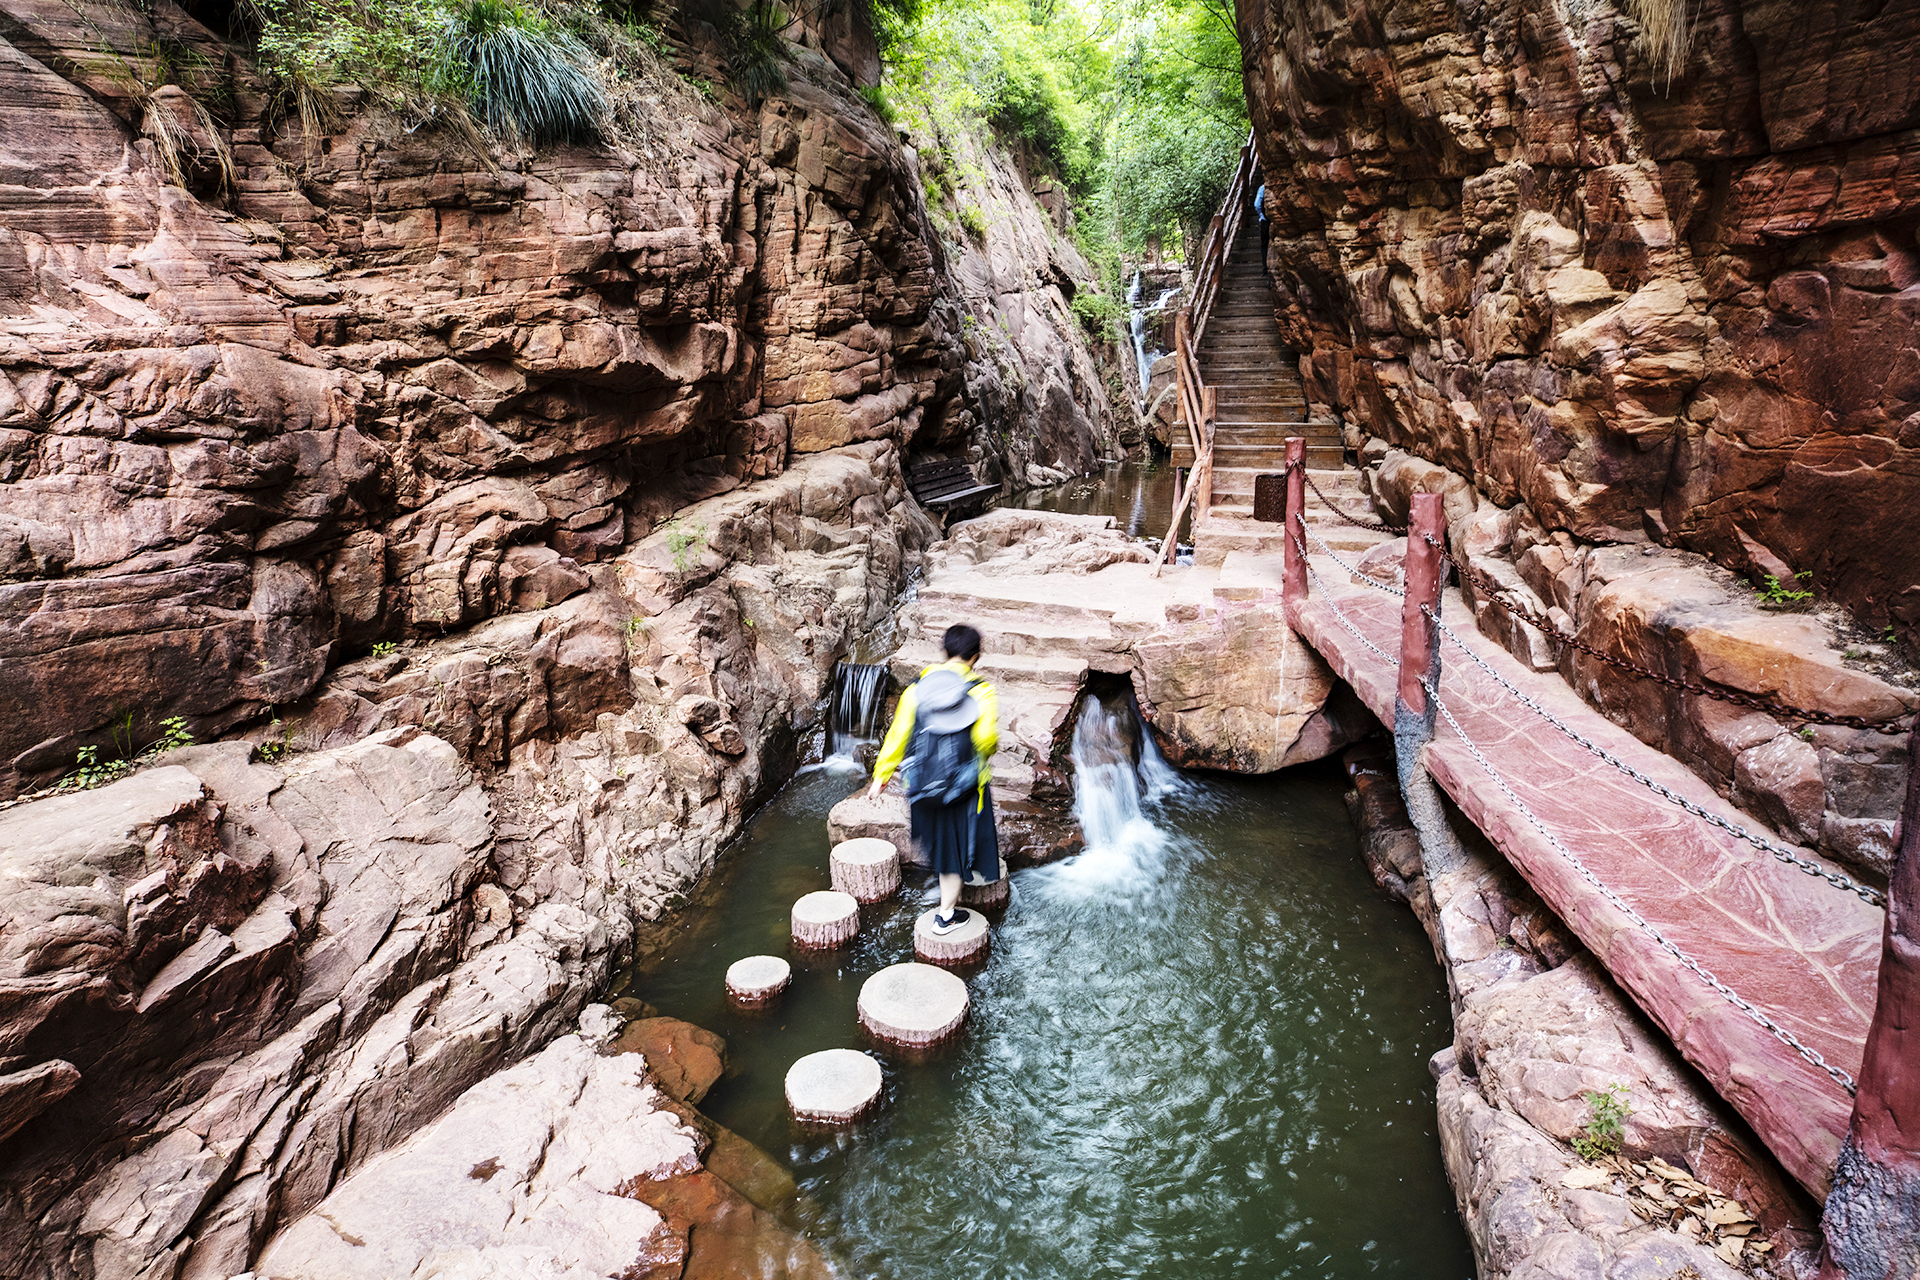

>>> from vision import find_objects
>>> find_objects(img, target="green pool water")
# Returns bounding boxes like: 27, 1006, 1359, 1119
628, 735, 1473, 1279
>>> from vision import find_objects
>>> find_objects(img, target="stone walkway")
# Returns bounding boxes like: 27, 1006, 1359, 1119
1287, 553, 1882, 1198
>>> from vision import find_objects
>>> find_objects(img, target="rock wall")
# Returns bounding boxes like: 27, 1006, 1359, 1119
1235, 0, 1920, 646
905, 124, 1122, 485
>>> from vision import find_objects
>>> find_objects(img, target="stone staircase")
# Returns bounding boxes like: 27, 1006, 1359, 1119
1167, 214, 1389, 570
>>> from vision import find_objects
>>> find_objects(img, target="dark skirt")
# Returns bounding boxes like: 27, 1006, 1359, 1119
910, 783, 1001, 883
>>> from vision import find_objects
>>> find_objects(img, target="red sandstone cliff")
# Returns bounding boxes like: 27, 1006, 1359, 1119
1235, 0, 1920, 645
0, 0, 1113, 800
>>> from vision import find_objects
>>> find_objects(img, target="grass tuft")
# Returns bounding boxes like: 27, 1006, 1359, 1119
436, 0, 605, 145
1627, 0, 1694, 88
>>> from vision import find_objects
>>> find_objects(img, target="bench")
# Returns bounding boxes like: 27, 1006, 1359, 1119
906, 457, 997, 516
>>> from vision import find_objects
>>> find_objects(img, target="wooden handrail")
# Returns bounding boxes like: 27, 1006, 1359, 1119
1160, 130, 1259, 570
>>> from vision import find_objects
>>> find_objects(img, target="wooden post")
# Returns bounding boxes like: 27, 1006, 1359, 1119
1391, 492, 1466, 876
1820, 726, 1920, 1279
1194, 386, 1217, 524
1397, 493, 1445, 723
1282, 437, 1307, 621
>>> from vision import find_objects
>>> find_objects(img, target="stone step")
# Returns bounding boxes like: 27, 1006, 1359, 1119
909, 609, 1127, 662
1191, 515, 1389, 569
888, 641, 1089, 691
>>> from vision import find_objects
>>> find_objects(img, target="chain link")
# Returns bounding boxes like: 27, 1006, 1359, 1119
1304, 526, 1405, 597
1430, 692, 1859, 1096
1414, 533, 1912, 737
1427, 610, 1886, 908
1299, 467, 1408, 535
1292, 533, 1400, 667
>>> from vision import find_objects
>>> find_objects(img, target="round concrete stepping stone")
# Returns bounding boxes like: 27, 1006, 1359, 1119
830, 837, 901, 903
959, 858, 1011, 911
858, 962, 970, 1048
791, 890, 860, 950
912, 907, 991, 967
725, 955, 791, 1008
785, 1048, 884, 1127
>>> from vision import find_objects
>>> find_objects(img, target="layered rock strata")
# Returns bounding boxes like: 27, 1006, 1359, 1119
0, 441, 931, 1276
1344, 742, 1822, 1279
0, 0, 1110, 802
1237, 0, 1920, 646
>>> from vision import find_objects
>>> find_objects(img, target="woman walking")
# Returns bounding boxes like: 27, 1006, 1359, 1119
867, 624, 1001, 934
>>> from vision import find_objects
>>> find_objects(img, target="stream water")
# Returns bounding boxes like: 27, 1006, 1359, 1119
1012, 460, 1178, 545
628, 692, 1474, 1278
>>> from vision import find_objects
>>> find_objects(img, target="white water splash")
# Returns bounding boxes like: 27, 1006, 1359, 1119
1050, 695, 1171, 892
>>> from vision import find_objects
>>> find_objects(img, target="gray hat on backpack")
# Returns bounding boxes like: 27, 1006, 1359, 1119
915, 667, 981, 735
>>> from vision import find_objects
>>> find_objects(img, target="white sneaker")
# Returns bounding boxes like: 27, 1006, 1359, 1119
929, 908, 971, 936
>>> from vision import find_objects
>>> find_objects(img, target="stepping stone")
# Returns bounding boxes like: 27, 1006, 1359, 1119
725, 955, 791, 1008
785, 1048, 884, 1128
858, 962, 969, 1049
959, 858, 1010, 911
912, 907, 991, 967
830, 837, 901, 903
791, 890, 859, 950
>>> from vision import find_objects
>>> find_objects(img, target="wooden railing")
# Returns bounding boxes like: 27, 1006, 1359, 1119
1155, 131, 1258, 572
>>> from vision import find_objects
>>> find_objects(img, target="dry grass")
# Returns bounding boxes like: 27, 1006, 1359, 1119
1626, 0, 1694, 87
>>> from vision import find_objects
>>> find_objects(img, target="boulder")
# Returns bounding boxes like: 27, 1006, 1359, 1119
609, 1017, 728, 1105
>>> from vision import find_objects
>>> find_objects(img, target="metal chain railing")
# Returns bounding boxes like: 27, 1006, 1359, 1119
1301, 469, 1407, 535
1292, 532, 1399, 667
1429, 688, 1860, 1096
1304, 525, 1405, 597
1283, 454, 1911, 736
1427, 609, 1885, 908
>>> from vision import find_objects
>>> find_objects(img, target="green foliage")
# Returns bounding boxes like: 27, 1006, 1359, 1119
256, 717, 294, 763
435, 0, 605, 143
1070, 287, 1123, 337
371, 640, 399, 657
62, 713, 194, 791
957, 204, 988, 240
1573, 1083, 1631, 1162
857, 82, 896, 124
1753, 571, 1813, 607
255, 0, 447, 123
665, 520, 708, 573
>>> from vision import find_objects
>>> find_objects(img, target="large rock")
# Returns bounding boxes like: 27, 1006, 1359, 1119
256, 1035, 700, 1280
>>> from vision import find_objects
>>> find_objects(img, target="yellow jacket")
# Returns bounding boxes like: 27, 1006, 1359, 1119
873, 659, 999, 808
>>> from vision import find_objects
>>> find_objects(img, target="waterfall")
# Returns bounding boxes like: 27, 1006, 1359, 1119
1128, 271, 1150, 406
1127, 277, 1183, 412
1134, 702, 1186, 802
1062, 693, 1178, 889
826, 661, 889, 765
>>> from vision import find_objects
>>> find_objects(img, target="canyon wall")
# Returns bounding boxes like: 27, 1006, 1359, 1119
0, 0, 1116, 801
0, 0, 1118, 1270
1235, 0, 1920, 646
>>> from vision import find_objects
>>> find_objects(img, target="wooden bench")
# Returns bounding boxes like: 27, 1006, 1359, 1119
906, 457, 997, 516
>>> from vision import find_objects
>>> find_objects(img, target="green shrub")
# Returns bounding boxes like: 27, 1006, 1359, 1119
1753, 572, 1813, 607
1573, 1083, 1630, 1162
958, 204, 987, 241
858, 82, 896, 125
435, 0, 605, 144
665, 520, 708, 573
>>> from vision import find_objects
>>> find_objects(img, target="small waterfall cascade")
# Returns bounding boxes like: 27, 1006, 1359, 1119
827, 661, 889, 761
1127, 272, 1182, 411
1134, 703, 1185, 802
1069, 694, 1170, 864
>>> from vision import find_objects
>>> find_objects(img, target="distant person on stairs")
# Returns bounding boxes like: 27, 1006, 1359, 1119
1255, 179, 1269, 256
867, 624, 1001, 936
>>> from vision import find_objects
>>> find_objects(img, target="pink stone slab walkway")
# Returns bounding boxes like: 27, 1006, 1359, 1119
1293, 563, 1883, 1199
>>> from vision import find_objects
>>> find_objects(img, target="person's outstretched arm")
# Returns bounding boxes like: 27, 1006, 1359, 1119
867, 684, 919, 799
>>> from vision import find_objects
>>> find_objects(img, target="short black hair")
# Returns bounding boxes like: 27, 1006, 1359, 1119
943, 623, 982, 663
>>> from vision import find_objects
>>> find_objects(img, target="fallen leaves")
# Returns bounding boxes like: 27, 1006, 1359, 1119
1564, 1154, 1772, 1270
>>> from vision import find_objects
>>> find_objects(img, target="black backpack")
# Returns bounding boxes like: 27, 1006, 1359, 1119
904, 670, 982, 806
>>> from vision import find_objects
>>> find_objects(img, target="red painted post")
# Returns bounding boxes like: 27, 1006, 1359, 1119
1820, 726, 1920, 1278
1398, 493, 1445, 719
1282, 437, 1307, 618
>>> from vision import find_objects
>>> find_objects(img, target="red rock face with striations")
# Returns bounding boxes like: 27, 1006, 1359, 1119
1234, 0, 1920, 643
0, 0, 1108, 799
